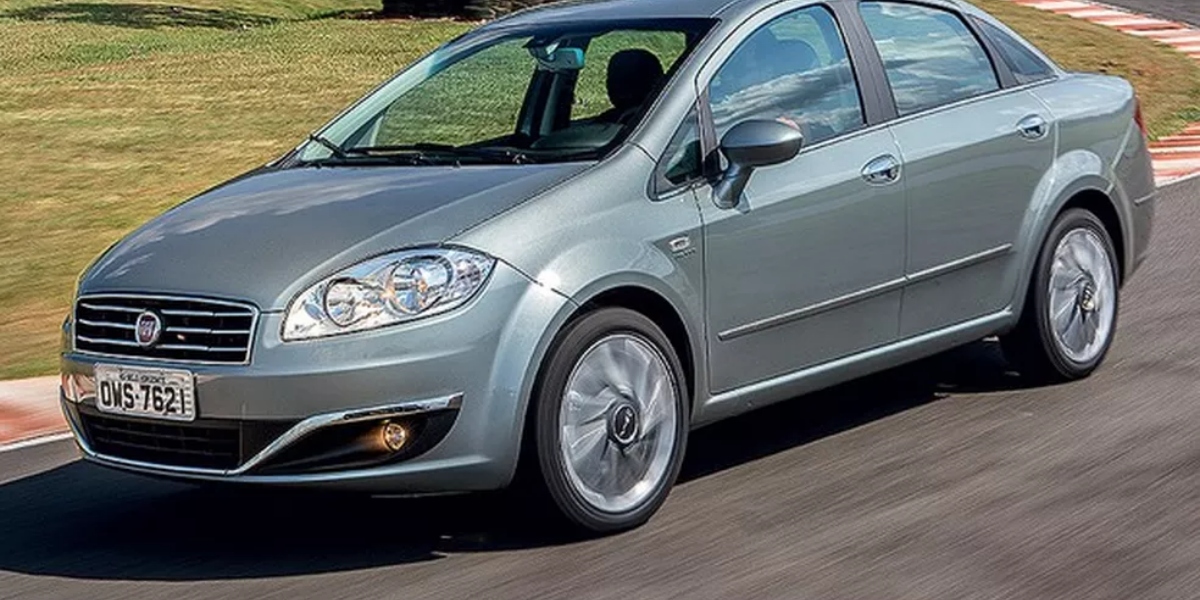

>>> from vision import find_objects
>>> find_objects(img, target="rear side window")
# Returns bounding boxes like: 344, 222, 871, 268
976, 19, 1055, 85
860, 1, 1000, 116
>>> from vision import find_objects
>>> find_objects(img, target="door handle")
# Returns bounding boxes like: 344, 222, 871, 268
1017, 115, 1048, 140
862, 154, 901, 185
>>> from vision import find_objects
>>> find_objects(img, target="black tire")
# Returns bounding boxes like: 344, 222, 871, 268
1001, 208, 1120, 382
530, 307, 689, 533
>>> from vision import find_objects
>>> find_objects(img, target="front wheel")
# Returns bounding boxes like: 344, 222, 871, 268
1001, 208, 1120, 382
532, 308, 689, 533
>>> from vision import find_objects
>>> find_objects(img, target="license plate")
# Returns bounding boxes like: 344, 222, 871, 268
94, 364, 196, 422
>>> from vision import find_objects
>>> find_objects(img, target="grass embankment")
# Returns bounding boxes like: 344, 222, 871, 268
1, 0, 1198, 379
975, 0, 1200, 137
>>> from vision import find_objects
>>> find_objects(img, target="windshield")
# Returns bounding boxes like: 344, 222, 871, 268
295, 19, 713, 166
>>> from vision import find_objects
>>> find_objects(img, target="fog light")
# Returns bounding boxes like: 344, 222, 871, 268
380, 420, 410, 452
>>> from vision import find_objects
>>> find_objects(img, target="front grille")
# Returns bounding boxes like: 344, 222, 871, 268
75, 295, 257, 364
76, 406, 296, 471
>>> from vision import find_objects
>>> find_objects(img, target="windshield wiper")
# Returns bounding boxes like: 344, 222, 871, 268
346, 143, 534, 165
307, 133, 348, 159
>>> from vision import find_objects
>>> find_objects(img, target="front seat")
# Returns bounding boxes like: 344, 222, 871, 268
596, 48, 665, 124
531, 49, 666, 150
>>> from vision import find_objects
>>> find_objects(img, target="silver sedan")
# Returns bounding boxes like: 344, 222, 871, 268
61, 0, 1155, 532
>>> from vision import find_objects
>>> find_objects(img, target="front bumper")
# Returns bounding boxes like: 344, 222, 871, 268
60, 262, 571, 492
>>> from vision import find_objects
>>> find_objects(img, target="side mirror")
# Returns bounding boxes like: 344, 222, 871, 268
713, 120, 803, 209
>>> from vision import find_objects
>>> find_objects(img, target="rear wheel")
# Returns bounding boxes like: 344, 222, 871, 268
531, 308, 688, 533
1001, 208, 1119, 381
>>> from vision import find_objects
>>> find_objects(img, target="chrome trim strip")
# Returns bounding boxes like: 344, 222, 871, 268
1133, 191, 1156, 206
74, 293, 260, 366
155, 343, 246, 353
707, 311, 1013, 408
906, 244, 1013, 285
77, 319, 137, 331
718, 244, 1014, 341
166, 326, 252, 335
77, 335, 142, 348
79, 293, 258, 309
718, 277, 907, 341
160, 309, 253, 318
73, 393, 464, 477
79, 303, 144, 314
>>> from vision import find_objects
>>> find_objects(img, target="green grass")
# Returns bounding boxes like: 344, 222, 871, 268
1, 0, 1199, 379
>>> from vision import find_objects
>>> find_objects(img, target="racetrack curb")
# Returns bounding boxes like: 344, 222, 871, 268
1009, 0, 1200, 185
0, 376, 66, 449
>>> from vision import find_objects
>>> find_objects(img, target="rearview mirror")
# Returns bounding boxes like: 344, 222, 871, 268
713, 120, 803, 209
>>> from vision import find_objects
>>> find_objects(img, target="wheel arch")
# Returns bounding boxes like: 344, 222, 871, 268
575, 285, 698, 405
1059, 189, 1127, 284
1010, 176, 1128, 327
510, 277, 705, 487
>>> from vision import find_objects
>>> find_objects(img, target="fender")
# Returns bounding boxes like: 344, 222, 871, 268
1006, 148, 1126, 324
527, 258, 708, 411
487, 264, 710, 487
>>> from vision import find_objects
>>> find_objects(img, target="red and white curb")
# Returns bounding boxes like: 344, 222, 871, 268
0, 376, 68, 451
1009, 0, 1200, 186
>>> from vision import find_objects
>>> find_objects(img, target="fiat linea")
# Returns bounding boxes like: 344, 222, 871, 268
62, 0, 1155, 532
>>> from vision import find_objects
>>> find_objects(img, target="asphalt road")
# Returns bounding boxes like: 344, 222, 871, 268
1100, 0, 1200, 26
1, 176, 1198, 600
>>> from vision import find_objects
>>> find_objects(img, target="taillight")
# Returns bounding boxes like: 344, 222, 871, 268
1134, 97, 1147, 138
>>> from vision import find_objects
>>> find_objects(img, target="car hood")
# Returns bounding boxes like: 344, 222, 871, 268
81, 163, 589, 310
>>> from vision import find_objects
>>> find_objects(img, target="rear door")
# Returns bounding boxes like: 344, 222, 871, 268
857, 1, 1056, 337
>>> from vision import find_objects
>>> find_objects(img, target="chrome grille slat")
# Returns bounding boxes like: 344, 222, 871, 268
77, 335, 142, 348
74, 294, 257, 365
79, 303, 144, 314
77, 319, 137, 330
166, 326, 252, 335
156, 343, 247, 353
160, 309, 251, 318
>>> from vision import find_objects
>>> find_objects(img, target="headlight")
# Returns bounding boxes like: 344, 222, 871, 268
282, 247, 495, 341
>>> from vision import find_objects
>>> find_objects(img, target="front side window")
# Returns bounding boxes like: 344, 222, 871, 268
707, 6, 865, 146
655, 105, 704, 194
860, 1, 1000, 116
976, 19, 1055, 85
298, 20, 712, 166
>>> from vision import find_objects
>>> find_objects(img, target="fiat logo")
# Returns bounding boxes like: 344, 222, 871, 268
135, 311, 163, 347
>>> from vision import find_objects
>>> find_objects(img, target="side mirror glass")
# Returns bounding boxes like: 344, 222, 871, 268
713, 120, 803, 209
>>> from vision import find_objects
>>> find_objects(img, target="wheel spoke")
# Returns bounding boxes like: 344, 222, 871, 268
640, 377, 668, 432
1083, 313, 1101, 347
1050, 288, 1075, 322
1074, 315, 1091, 350
1068, 234, 1091, 272
566, 420, 607, 466
564, 388, 613, 427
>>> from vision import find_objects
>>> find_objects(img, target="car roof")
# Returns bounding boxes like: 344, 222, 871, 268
494, 0, 738, 26
493, 0, 976, 28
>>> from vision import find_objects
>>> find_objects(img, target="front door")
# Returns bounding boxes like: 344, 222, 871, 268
699, 4, 907, 394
